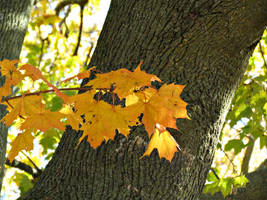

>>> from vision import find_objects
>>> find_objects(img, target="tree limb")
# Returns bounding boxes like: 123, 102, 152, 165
241, 137, 254, 174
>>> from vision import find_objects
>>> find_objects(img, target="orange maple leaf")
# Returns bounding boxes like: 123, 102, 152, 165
127, 88, 176, 136
127, 84, 189, 136
8, 130, 34, 162
141, 129, 179, 162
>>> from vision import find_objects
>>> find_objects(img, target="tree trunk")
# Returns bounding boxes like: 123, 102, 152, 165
20, 0, 267, 199
0, 0, 34, 192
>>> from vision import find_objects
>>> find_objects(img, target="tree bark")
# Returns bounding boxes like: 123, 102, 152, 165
200, 167, 267, 200
0, 0, 34, 192
21, 0, 267, 199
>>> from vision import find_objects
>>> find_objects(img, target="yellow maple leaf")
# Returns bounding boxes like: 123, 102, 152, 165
0, 59, 24, 97
0, 79, 13, 97
20, 110, 66, 132
86, 62, 161, 98
78, 101, 139, 148
141, 129, 179, 162
0, 59, 24, 85
67, 91, 95, 114
157, 83, 189, 119
1, 97, 25, 127
1, 95, 46, 127
60, 104, 82, 130
128, 88, 177, 136
8, 130, 34, 162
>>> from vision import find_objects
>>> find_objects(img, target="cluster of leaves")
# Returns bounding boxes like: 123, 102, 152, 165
203, 30, 267, 197
0, 59, 189, 164
203, 169, 249, 197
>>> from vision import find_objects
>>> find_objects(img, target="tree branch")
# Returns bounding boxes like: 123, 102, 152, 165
5, 159, 41, 179
241, 137, 254, 174
21, 151, 42, 175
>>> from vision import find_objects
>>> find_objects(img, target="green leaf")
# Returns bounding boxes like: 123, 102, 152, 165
50, 96, 63, 112
224, 139, 246, 154
39, 128, 61, 154
13, 172, 33, 195
233, 175, 249, 188
202, 181, 220, 195
207, 169, 220, 182
259, 135, 267, 149
219, 177, 233, 197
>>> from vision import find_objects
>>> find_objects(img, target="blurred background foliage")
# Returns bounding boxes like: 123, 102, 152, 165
203, 30, 267, 197
1, 0, 266, 199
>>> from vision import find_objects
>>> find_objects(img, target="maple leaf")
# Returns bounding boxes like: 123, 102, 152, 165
129, 88, 177, 136
20, 110, 66, 132
157, 83, 189, 119
86, 62, 161, 98
8, 130, 34, 162
0, 82, 13, 98
67, 91, 95, 114
0, 59, 24, 97
1, 95, 47, 127
59, 104, 82, 130
20, 63, 68, 102
129, 84, 189, 136
78, 100, 139, 148
1, 96, 25, 127
141, 129, 179, 162
0, 59, 24, 85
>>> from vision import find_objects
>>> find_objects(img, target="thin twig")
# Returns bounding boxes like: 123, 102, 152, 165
84, 41, 94, 68
73, 3, 85, 56
1, 86, 113, 103
38, 38, 45, 68
1, 87, 90, 102
21, 151, 43, 175
211, 168, 220, 180
223, 150, 238, 174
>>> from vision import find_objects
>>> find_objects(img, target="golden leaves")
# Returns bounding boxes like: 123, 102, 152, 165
8, 130, 34, 162
1, 60, 189, 162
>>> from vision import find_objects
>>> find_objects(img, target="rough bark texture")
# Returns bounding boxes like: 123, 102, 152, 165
200, 167, 267, 200
0, 0, 34, 192
21, 0, 267, 199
